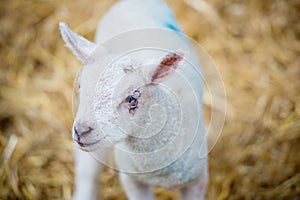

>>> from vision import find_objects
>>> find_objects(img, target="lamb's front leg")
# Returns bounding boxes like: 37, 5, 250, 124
179, 169, 208, 200
73, 147, 107, 200
119, 172, 154, 200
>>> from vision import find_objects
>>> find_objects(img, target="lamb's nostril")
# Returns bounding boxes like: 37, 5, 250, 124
73, 125, 94, 138
74, 127, 79, 136
73, 127, 80, 142
81, 127, 94, 136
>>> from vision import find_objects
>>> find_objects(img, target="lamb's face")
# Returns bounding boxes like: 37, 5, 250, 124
73, 54, 183, 151
59, 22, 182, 151
73, 59, 151, 151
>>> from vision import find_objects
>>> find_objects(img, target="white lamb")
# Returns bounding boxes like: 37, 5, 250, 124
59, 0, 208, 199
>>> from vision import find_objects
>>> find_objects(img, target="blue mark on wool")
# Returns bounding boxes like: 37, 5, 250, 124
164, 22, 182, 33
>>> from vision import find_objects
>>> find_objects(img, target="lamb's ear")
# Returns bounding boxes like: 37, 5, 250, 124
151, 52, 183, 82
59, 22, 96, 62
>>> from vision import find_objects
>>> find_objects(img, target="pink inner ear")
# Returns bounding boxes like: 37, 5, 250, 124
151, 53, 183, 82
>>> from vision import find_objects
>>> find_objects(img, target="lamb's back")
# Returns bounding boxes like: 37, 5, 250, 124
95, 0, 181, 44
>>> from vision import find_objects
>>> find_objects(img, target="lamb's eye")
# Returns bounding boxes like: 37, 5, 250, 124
125, 90, 141, 115
128, 96, 136, 104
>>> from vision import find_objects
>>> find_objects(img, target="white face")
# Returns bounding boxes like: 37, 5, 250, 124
73, 53, 182, 152
59, 22, 182, 152
73, 59, 150, 151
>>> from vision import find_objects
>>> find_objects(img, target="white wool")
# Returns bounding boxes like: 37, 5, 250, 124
60, 0, 208, 199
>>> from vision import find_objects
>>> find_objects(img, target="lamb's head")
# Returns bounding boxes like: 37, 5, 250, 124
59, 23, 183, 152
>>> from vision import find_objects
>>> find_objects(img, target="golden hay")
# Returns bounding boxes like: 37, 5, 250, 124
0, 0, 299, 199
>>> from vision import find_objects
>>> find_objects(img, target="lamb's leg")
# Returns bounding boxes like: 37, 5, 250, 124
179, 170, 208, 200
72, 147, 108, 200
119, 172, 154, 200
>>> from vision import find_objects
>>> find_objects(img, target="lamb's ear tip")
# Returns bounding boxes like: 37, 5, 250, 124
59, 22, 68, 31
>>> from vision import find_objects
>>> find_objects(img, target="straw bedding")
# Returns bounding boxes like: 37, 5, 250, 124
0, 0, 299, 199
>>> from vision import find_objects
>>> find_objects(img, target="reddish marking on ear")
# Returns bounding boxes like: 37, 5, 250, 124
151, 53, 183, 82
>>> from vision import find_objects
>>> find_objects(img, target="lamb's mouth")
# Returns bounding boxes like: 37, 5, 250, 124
76, 140, 102, 151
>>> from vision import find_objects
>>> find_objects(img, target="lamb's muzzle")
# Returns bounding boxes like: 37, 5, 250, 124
73, 125, 93, 142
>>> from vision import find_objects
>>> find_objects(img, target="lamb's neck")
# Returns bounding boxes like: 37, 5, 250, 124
124, 126, 176, 153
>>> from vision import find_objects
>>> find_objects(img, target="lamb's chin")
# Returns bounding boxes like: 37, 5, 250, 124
75, 138, 113, 152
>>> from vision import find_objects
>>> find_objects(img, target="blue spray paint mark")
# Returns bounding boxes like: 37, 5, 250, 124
164, 22, 182, 32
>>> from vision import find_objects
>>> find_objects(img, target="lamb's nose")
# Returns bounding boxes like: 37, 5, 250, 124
73, 124, 94, 141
